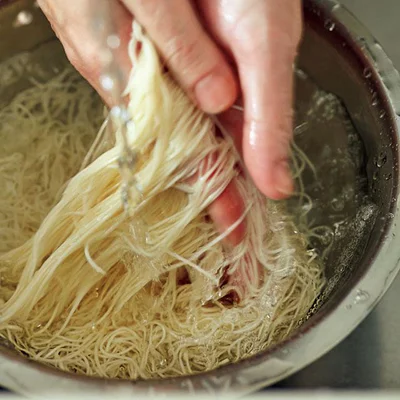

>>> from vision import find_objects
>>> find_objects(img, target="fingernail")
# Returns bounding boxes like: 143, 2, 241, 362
276, 160, 294, 196
195, 72, 234, 114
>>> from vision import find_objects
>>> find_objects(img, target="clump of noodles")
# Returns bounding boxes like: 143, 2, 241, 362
0, 22, 325, 379
0, 67, 103, 253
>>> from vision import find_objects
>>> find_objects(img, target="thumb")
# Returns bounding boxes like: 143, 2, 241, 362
232, 0, 302, 200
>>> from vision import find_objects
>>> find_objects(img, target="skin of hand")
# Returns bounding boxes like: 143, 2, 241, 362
37, 0, 302, 247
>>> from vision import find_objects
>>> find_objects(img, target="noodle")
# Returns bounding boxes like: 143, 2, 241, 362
0, 22, 325, 380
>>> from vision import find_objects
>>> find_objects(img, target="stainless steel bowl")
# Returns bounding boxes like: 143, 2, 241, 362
0, 0, 399, 396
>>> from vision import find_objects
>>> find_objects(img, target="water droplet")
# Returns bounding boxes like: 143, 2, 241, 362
94, 288, 99, 298
379, 110, 386, 119
373, 170, 379, 181
371, 92, 378, 106
354, 289, 370, 304
376, 152, 387, 167
14, 10, 33, 27
100, 74, 114, 91
388, 212, 395, 219
324, 19, 335, 31
107, 34, 121, 49
384, 173, 392, 181
119, 366, 126, 372
36, 323, 42, 328
363, 68, 372, 78
91, 323, 97, 331
358, 36, 367, 50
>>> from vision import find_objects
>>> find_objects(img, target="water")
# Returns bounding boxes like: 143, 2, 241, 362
363, 68, 372, 79
292, 69, 379, 315
375, 152, 387, 168
13, 10, 33, 27
354, 289, 370, 305
324, 20, 335, 32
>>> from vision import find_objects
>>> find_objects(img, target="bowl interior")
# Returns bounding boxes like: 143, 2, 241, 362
0, 0, 397, 388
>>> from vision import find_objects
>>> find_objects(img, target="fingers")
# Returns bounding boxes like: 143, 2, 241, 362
208, 180, 246, 246
186, 152, 246, 246
121, 0, 245, 244
39, 0, 247, 246
230, 0, 302, 200
121, 0, 238, 114
38, 0, 133, 106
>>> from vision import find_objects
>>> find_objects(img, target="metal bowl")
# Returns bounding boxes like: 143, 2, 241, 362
0, 0, 399, 396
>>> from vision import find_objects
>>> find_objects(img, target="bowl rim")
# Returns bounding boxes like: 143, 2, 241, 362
0, 0, 400, 396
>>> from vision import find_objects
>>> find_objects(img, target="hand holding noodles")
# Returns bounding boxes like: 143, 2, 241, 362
0, 22, 324, 379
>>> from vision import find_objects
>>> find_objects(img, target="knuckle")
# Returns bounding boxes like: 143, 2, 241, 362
165, 36, 199, 71
165, 36, 212, 89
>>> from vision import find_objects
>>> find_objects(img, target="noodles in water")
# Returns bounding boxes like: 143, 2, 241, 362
0, 22, 325, 379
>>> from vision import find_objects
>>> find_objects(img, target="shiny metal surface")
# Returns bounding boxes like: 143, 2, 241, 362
0, 0, 399, 396
274, 0, 400, 389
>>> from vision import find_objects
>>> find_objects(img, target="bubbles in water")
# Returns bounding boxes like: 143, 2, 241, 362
14, 10, 33, 27
383, 172, 392, 181
319, 228, 334, 246
331, 197, 345, 212
375, 151, 387, 168
324, 19, 335, 31
360, 204, 378, 222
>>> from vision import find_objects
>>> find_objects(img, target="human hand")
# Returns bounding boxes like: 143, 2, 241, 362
37, 0, 302, 246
